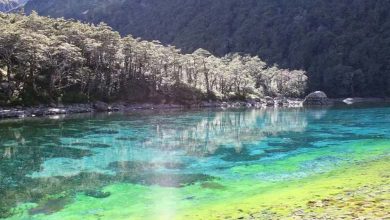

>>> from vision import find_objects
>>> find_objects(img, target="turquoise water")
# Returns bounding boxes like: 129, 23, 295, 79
0, 105, 389, 219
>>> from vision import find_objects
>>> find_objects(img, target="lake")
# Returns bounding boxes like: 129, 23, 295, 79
1, 105, 389, 219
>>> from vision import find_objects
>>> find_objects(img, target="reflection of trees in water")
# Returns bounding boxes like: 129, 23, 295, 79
142, 109, 309, 156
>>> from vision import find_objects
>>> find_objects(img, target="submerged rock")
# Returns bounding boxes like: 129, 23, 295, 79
88, 143, 112, 148
136, 173, 214, 187
215, 147, 264, 162
264, 148, 292, 154
201, 182, 226, 190
28, 196, 72, 215
303, 91, 331, 106
93, 130, 119, 135
84, 190, 111, 199
116, 136, 138, 141
108, 170, 214, 188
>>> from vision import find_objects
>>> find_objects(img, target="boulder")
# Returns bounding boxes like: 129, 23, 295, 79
111, 102, 125, 111
265, 96, 275, 106
200, 101, 219, 108
248, 101, 263, 108
303, 91, 330, 106
274, 97, 288, 107
285, 98, 304, 107
46, 108, 67, 115
0, 109, 25, 118
93, 101, 109, 112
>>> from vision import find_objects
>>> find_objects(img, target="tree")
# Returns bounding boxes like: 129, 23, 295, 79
0, 12, 308, 105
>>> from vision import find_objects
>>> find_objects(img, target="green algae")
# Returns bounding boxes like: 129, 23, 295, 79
178, 157, 390, 219
5, 138, 390, 219
14, 157, 388, 220
7, 140, 389, 220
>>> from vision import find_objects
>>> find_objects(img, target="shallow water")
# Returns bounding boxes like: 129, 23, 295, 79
0, 105, 389, 219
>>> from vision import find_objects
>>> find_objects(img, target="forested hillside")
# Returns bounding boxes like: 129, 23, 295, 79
0, 0, 26, 11
0, 0, 18, 12
0, 12, 306, 106
23, 0, 390, 97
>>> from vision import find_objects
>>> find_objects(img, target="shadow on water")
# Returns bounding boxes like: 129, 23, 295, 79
0, 105, 390, 217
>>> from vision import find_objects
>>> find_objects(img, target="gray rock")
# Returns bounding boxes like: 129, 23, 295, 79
303, 91, 330, 106
248, 101, 264, 108
289, 100, 303, 107
67, 104, 92, 113
265, 96, 275, 106
0, 109, 25, 118
93, 101, 109, 112
31, 108, 45, 116
46, 108, 67, 115
200, 101, 219, 108
273, 97, 287, 107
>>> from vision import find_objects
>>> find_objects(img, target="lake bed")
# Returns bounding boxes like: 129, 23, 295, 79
1, 105, 389, 219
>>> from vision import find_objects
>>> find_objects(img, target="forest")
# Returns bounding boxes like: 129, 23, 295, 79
0, 1, 17, 12
0, 0, 25, 12
0, 12, 307, 106
23, 0, 390, 97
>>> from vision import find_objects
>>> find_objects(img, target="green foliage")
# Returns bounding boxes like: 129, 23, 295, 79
23, 0, 390, 97
0, 12, 307, 106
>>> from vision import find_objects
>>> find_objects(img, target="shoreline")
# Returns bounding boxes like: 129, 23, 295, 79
0, 97, 389, 120
0, 98, 304, 119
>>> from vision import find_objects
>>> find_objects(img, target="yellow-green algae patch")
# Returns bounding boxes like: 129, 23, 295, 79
7, 140, 390, 220
180, 157, 390, 220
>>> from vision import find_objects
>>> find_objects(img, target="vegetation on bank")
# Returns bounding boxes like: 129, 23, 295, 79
0, 12, 307, 106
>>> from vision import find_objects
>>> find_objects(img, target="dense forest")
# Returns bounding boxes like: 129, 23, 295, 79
23, 0, 390, 97
0, 12, 307, 106
0, 0, 18, 12
0, 0, 25, 12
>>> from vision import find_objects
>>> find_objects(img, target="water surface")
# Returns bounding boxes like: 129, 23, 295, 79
1, 105, 389, 219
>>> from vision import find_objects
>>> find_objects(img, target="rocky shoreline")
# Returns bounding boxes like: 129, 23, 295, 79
0, 93, 389, 120
0, 97, 304, 119
244, 181, 390, 220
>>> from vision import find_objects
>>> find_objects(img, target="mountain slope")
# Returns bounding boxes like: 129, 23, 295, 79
1, 0, 27, 11
23, 0, 390, 97
0, 0, 18, 12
